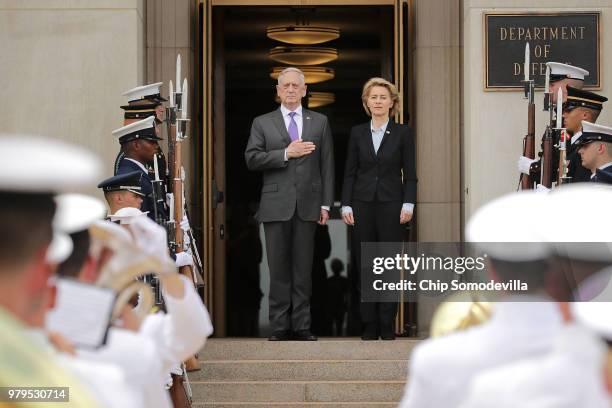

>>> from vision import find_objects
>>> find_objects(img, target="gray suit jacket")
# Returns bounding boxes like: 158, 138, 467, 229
245, 107, 334, 223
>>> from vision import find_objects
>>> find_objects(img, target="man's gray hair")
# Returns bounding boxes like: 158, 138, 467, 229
277, 67, 305, 85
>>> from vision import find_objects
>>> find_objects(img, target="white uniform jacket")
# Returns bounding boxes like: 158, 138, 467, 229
398, 299, 563, 408
460, 324, 611, 408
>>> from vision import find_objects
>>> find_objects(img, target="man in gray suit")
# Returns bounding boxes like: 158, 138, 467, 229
245, 67, 334, 341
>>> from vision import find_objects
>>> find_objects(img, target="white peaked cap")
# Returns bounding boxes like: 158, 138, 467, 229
122, 82, 164, 102
0, 135, 102, 193
546, 62, 589, 81
540, 184, 612, 261
111, 116, 157, 142
45, 232, 73, 264
582, 120, 612, 137
108, 207, 149, 225
54, 194, 107, 234
466, 191, 549, 261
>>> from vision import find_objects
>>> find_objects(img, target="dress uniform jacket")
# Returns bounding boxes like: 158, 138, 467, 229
591, 165, 612, 184
398, 300, 563, 408
459, 325, 611, 408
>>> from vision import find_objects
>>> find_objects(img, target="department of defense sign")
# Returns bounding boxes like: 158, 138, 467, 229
484, 12, 600, 90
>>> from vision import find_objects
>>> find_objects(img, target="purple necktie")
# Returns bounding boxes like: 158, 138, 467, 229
288, 112, 299, 141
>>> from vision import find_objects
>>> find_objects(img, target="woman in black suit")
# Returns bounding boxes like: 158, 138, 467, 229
341, 77, 417, 340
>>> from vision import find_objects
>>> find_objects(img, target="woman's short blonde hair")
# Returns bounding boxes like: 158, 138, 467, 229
361, 77, 400, 117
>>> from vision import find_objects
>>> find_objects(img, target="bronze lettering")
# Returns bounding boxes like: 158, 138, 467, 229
562, 26, 568, 39
534, 45, 542, 58
509, 27, 516, 40
544, 44, 550, 58
580, 26, 586, 39
514, 62, 521, 76
500, 27, 507, 40
550, 27, 558, 40
571, 26, 577, 39
534, 27, 542, 40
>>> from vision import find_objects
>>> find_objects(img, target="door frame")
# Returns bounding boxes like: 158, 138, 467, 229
198, 0, 413, 336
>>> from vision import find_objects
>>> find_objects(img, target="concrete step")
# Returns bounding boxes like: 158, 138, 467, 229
191, 359, 407, 381
194, 403, 397, 407
190, 380, 405, 403
200, 338, 419, 361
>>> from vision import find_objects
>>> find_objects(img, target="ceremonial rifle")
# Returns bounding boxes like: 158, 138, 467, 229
555, 87, 571, 185
540, 65, 554, 188
521, 42, 536, 190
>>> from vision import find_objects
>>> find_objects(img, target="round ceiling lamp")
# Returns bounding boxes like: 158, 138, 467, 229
266, 26, 340, 45
270, 67, 335, 84
308, 92, 335, 108
269, 46, 338, 66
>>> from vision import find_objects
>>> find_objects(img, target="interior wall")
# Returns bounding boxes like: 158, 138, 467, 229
0, 0, 145, 197
464, 0, 612, 220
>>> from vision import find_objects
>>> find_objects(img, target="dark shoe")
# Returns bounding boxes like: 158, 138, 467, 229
268, 330, 291, 341
361, 334, 378, 341
293, 330, 317, 341
380, 333, 396, 340
361, 323, 378, 341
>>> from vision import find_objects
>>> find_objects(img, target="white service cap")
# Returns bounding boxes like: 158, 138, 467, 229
54, 194, 107, 234
122, 82, 166, 102
111, 116, 160, 144
0, 135, 102, 193
466, 191, 549, 261
546, 62, 589, 81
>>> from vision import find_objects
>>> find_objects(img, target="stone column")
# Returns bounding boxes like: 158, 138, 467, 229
412, 0, 463, 331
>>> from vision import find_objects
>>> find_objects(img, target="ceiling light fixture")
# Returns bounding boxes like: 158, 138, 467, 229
307, 92, 335, 108
270, 67, 335, 84
266, 26, 340, 45
268, 46, 338, 66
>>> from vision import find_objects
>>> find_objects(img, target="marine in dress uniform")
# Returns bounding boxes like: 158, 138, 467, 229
574, 121, 612, 185
115, 82, 168, 174
113, 116, 168, 220
398, 191, 563, 408
518, 62, 590, 183
563, 87, 608, 182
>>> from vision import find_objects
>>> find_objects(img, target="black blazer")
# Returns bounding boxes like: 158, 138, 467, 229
341, 120, 417, 206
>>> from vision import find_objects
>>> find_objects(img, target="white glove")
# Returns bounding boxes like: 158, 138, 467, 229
535, 184, 551, 194
175, 251, 193, 268
180, 215, 190, 233
517, 156, 537, 175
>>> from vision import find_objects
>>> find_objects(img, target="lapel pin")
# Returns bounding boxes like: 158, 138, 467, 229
306, 116, 311, 120
385, 130, 390, 134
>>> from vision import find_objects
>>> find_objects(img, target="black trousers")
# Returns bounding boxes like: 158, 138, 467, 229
353, 200, 404, 334
264, 214, 316, 332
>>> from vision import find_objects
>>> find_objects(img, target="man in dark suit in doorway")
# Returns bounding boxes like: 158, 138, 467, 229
245, 67, 335, 341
